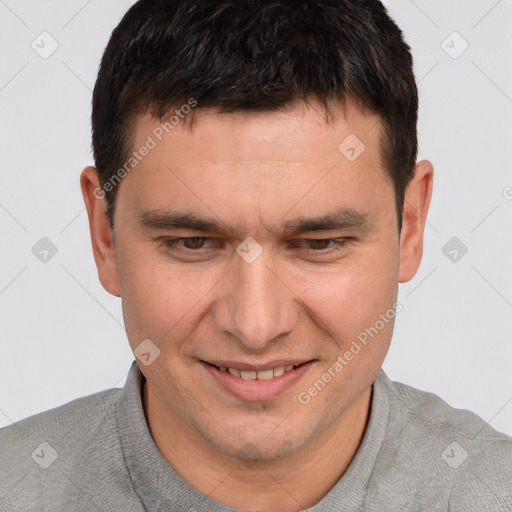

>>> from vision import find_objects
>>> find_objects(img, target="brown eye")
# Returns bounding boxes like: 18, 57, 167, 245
304, 239, 333, 250
181, 237, 207, 249
289, 239, 347, 251
160, 237, 224, 255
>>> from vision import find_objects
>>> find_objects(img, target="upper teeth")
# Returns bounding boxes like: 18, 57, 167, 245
222, 365, 295, 380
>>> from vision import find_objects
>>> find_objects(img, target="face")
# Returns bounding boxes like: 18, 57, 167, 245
81, 98, 432, 461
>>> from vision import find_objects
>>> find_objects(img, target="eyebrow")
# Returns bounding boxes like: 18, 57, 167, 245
138, 207, 369, 237
281, 208, 368, 236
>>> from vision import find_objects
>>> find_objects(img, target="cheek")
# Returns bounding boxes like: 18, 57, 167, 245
116, 242, 194, 350
298, 248, 399, 343
116, 241, 233, 357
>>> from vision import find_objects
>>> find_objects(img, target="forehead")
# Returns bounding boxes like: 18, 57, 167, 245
132, 98, 383, 165
118, 99, 394, 233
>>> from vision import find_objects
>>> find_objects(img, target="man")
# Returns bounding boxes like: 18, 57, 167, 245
1, 0, 511, 510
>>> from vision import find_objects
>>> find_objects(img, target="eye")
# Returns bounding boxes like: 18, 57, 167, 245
289, 238, 348, 252
158, 236, 349, 258
174, 237, 205, 250
160, 237, 221, 252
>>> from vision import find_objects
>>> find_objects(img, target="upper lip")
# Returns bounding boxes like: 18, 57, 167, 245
202, 359, 314, 371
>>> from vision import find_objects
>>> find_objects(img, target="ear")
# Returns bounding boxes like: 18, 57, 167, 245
399, 160, 434, 283
80, 166, 121, 297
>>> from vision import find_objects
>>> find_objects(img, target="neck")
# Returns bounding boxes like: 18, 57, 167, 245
143, 382, 372, 512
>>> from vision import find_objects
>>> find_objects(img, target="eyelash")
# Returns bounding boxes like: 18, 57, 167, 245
159, 237, 349, 255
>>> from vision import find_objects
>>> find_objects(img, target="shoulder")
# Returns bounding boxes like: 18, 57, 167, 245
0, 387, 139, 511
375, 372, 512, 510
0, 386, 121, 449
381, 372, 512, 449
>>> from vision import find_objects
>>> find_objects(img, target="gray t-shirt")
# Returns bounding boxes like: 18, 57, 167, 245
1, 361, 511, 511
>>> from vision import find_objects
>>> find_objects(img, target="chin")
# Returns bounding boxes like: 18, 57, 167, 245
205, 424, 312, 462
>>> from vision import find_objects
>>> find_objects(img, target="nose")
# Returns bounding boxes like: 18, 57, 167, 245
213, 247, 298, 351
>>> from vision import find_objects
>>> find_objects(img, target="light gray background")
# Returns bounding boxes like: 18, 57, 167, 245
0, 0, 511, 435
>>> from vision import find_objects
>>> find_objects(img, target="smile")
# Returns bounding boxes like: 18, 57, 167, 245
206, 362, 300, 380
201, 360, 314, 401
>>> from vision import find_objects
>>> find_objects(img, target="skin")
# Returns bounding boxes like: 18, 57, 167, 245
80, 98, 433, 511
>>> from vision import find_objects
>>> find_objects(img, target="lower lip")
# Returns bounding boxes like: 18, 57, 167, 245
202, 361, 314, 402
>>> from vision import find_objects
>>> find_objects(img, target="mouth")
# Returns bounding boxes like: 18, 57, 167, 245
200, 359, 315, 401
202, 361, 307, 380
